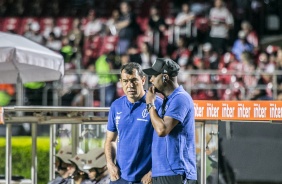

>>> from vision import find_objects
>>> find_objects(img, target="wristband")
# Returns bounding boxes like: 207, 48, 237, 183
146, 103, 155, 112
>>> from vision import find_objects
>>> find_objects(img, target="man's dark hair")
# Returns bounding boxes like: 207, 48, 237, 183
120, 62, 144, 77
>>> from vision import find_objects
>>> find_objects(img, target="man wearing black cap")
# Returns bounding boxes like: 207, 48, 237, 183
143, 58, 197, 184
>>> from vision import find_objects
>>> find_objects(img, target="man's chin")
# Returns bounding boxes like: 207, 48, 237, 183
127, 92, 137, 96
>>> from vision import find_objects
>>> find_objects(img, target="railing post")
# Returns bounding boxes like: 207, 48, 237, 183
31, 123, 37, 184
49, 124, 56, 181
5, 123, 12, 184
200, 121, 206, 184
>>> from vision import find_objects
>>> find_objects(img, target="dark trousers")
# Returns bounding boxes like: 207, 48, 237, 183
209, 37, 227, 55
110, 177, 142, 184
152, 175, 197, 184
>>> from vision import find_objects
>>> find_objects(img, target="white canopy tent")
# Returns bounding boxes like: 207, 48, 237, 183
0, 31, 64, 184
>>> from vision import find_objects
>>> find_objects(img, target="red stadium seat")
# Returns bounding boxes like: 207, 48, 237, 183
194, 16, 210, 33
1, 17, 21, 33
137, 34, 152, 51
56, 17, 74, 36
136, 16, 149, 33
165, 17, 175, 26
83, 35, 103, 67
39, 17, 54, 34
100, 35, 118, 55
19, 17, 39, 35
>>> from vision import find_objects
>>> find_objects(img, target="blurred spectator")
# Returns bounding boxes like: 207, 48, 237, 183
72, 64, 99, 107
115, 1, 138, 55
24, 22, 44, 45
218, 52, 238, 71
209, 0, 234, 54
231, 30, 254, 61
191, 57, 216, 100
83, 35, 103, 68
174, 3, 195, 38
252, 51, 275, 100
119, 53, 130, 66
61, 73, 80, 106
68, 18, 83, 52
139, 42, 156, 69
148, 5, 167, 56
250, 74, 273, 100
95, 54, 118, 107
217, 52, 240, 100
241, 20, 259, 52
45, 32, 62, 52
127, 44, 142, 65
148, 5, 166, 35
237, 51, 257, 99
257, 51, 275, 74
83, 9, 103, 38
81, 65, 99, 90
42, 18, 62, 40
105, 9, 120, 36
276, 47, 282, 91
60, 36, 76, 64
171, 36, 192, 67
217, 52, 238, 84
202, 42, 219, 70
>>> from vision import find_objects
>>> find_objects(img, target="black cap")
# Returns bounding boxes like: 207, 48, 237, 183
143, 58, 180, 77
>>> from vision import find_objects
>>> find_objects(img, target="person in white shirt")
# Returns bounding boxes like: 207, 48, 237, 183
209, 0, 234, 54
174, 3, 195, 38
84, 10, 103, 37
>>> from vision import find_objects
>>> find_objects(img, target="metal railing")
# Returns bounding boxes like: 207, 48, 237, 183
3, 106, 110, 184
3, 100, 282, 183
2, 106, 212, 184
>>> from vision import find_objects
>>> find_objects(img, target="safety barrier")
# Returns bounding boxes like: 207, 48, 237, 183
1, 101, 282, 184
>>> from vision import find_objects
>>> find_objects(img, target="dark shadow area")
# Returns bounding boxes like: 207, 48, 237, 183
219, 121, 282, 184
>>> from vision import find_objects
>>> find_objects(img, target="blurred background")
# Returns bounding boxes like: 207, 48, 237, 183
1, 0, 282, 183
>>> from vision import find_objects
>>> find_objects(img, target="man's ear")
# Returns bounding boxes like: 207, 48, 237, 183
164, 74, 169, 81
142, 76, 146, 85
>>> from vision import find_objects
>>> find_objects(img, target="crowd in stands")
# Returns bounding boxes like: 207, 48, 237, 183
1, 0, 282, 107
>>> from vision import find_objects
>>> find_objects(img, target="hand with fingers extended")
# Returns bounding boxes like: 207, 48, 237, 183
107, 163, 120, 181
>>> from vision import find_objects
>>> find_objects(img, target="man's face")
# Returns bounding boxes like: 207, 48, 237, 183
149, 74, 163, 92
120, 2, 129, 14
67, 163, 76, 177
120, 69, 145, 103
55, 159, 73, 178
88, 168, 97, 180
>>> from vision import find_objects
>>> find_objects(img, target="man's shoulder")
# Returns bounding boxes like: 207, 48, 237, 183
171, 89, 193, 105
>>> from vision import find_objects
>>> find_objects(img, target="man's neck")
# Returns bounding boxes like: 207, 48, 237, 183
163, 83, 179, 98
